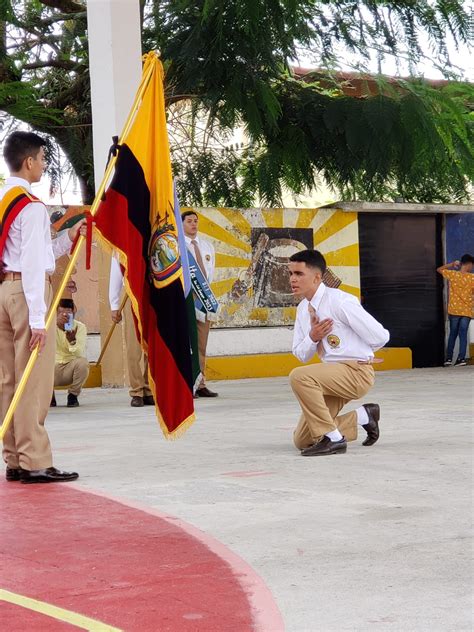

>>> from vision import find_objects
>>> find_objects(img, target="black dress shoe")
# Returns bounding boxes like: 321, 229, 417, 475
131, 396, 144, 407
196, 387, 218, 398
20, 467, 79, 484
301, 436, 347, 456
6, 467, 22, 482
143, 395, 155, 406
50, 393, 57, 407
362, 403, 380, 446
67, 393, 79, 408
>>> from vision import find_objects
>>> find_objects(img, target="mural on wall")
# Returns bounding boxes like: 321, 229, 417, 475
183, 207, 360, 328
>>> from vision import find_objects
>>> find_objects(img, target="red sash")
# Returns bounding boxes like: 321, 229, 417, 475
0, 186, 41, 260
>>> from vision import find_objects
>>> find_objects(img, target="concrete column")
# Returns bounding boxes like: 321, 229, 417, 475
87, 0, 142, 386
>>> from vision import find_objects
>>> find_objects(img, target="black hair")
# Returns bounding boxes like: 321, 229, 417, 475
289, 249, 327, 274
3, 131, 46, 172
181, 210, 198, 221
58, 299, 75, 310
460, 254, 474, 265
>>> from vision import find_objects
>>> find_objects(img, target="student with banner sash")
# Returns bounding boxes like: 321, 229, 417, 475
181, 211, 219, 398
0, 131, 86, 483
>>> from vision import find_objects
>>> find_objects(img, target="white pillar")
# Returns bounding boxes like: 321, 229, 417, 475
87, 0, 142, 386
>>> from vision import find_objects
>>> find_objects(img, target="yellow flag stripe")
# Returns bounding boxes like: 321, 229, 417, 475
122, 54, 175, 241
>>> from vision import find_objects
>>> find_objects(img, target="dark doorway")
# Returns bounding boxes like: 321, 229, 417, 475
358, 213, 444, 367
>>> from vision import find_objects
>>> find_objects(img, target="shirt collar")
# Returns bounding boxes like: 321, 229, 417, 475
6, 176, 32, 193
185, 234, 199, 245
309, 283, 326, 312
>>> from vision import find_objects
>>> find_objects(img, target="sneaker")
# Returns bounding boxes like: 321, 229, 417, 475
67, 393, 79, 407
443, 359, 452, 366
454, 358, 467, 367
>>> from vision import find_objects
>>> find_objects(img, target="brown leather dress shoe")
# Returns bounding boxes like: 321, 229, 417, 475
196, 387, 218, 398
20, 467, 79, 484
301, 436, 347, 456
143, 395, 155, 406
362, 403, 380, 446
131, 396, 144, 407
6, 467, 22, 482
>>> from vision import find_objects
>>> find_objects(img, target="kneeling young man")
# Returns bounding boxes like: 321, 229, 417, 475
288, 250, 389, 456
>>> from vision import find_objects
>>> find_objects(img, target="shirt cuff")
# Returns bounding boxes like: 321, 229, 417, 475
29, 314, 46, 329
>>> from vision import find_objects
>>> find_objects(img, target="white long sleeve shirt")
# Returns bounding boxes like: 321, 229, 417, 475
109, 254, 124, 310
292, 283, 390, 364
0, 177, 72, 329
185, 234, 215, 282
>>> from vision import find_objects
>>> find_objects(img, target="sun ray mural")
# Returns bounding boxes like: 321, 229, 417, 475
182, 207, 360, 327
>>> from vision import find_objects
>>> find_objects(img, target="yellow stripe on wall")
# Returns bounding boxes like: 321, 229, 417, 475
295, 209, 319, 229
196, 214, 252, 253
261, 208, 284, 228
313, 211, 357, 246
217, 207, 253, 238
211, 278, 238, 297
324, 243, 360, 267
206, 348, 412, 380
215, 253, 251, 268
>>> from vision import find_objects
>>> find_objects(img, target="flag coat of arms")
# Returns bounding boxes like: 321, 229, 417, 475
94, 52, 198, 438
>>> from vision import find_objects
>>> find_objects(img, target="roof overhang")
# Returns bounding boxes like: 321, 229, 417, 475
320, 201, 474, 214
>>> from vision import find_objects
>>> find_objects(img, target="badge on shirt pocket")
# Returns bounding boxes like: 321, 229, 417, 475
327, 334, 341, 348
205, 255, 211, 262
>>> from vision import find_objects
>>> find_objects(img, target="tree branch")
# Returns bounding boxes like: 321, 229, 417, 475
23, 59, 84, 71
39, 0, 85, 13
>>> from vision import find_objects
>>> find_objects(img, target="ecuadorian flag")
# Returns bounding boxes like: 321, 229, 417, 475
95, 52, 197, 438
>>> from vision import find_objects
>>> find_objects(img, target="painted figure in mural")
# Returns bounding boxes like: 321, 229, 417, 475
288, 249, 390, 457
0, 131, 86, 483
182, 210, 218, 398
437, 254, 474, 367
109, 255, 155, 407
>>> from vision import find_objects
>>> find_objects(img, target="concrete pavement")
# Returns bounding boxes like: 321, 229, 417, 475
32, 368, 474, 630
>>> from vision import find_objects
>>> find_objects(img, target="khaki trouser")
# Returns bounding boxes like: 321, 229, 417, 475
123, 300, 151, 398
54, 357, 89, 396
0, 280, 55, 470
197, 319, 211, 387
289, 361, 375, 449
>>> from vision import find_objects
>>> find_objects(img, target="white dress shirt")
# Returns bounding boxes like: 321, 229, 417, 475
293, 283, 390, 364
109, 255, 124, 311
185, 234, 215, 282
0, 177, 72, 329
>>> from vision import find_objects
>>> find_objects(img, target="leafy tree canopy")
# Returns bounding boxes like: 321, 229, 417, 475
0, 0, 472, 205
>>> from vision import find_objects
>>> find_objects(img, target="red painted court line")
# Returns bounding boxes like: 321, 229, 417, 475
0, 482, 284, 632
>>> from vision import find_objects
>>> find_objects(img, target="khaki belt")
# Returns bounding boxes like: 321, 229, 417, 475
2, 271, 52, 282
357, 358, 384, 364
2, 271, 22, 281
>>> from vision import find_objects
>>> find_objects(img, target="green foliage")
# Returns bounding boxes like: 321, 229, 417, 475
0, 0, 472, 204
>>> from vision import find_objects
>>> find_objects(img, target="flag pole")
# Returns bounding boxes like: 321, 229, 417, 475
95, 293, 129, 367
0, 54, 158, 441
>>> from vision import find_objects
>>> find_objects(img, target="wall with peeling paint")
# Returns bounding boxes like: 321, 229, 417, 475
184, 207, 360, 329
